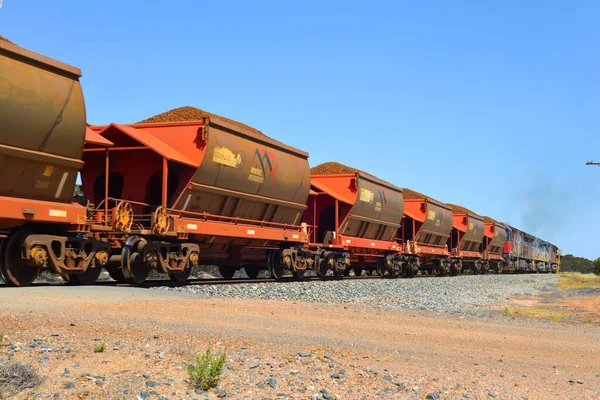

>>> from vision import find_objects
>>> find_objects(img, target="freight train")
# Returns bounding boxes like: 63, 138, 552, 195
0, 39, 559, 286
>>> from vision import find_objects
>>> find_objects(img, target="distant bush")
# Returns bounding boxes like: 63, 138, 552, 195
188, 342, 227, 390
560, 254, 599, 275
0, 362, 42, 398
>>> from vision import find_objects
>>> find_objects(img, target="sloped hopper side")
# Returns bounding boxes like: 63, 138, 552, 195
0, 40, 86, 202
453, 214, 485, 252
308, 172, 404, 244
172, 118, 311, 225
338, 172, 404, 241
485, 223, 506, 254
404, 198, 453, 246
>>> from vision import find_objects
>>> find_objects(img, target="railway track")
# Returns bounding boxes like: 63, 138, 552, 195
0, 270, 530, 289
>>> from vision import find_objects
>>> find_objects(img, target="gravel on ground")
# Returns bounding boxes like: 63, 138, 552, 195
155, 274, 557, 314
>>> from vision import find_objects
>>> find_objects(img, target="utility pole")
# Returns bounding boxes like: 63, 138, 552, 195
586, 161, 600, 167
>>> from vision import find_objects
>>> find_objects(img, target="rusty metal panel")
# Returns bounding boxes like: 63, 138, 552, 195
0, 41, 85, 202
459, 214, 484, 251
173, 119, 310, 225
488, 223, 506, 249
416, 199, 453, 244
339, 172, 404, 241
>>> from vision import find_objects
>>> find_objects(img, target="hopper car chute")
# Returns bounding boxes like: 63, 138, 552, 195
305, 170, 406, 277
82, 118, 311, 283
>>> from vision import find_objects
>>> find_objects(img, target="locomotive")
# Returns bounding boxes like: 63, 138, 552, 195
0, 39, 559, 287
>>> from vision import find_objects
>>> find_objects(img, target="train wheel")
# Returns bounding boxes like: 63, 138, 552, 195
70, 264, 102, 285
0, 230, 40, 287
314, 253, 328, 279
353, 267, 363, 277
366, 269, 373, 276
169, 267, 191, 283
218, 266, 235, 279
122, 236, 150, 285
244, 266, 260, 279
267, 250, 286, 280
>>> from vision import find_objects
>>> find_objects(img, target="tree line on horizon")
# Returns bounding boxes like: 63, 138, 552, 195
559, 254, 600, 275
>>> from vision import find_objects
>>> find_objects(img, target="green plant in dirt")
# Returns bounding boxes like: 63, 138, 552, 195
502, 307, 513, 317
187, 342, 227, 390
93, 343, 106, 353
523, 279, 535, 284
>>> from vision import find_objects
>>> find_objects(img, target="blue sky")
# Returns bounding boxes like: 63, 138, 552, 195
2, 1, 599, 258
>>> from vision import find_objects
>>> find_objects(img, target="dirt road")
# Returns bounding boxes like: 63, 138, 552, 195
0, 286, 598, 399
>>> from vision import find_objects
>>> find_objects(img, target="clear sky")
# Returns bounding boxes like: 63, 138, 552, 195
1, 1, 599, 258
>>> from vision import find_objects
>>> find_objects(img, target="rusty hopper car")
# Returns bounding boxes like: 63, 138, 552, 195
400, 190, 453, 275
482, 222, 507, 273
306, 162, 406, 278
0, 40, 109, 286
82, 117, 311, 283
447, 205, 486, 275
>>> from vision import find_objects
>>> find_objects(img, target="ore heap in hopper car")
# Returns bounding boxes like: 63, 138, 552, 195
445, 204, 486, 275
84, 107, 312, 283
0, 37, 111, 286
306, 162, 406, 278
481, 216, 508, 273
400, 188, 453, 275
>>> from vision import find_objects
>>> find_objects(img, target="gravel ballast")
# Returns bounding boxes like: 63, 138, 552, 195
154, 273, 557, 314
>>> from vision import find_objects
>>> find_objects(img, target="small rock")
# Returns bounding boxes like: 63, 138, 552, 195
299, 352, 312, 357
64, 382, 74, 389
214, 388, 227, 397
195, 388, 204, 394
159, 352, 165, 359
146, 380, 159, 387
249, 364, 259, 369
266, 377, 277, 388
383, 375, 392, 381
426, 393, 440, 400
577, 379, 583, 384
140, 391, 150, 398
488, 392, 496, 398
331, 373, 340, 379
522, 374, 527, 377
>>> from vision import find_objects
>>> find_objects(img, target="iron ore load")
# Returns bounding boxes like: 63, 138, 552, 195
0, 39, 559, 286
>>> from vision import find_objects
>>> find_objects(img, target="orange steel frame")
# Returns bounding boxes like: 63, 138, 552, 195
83, 145, 308, 243
0, 195, 88, 227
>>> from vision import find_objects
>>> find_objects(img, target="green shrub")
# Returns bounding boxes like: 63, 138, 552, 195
502, 307, 513, 317
93, 343, 106, 353
187, 342, 227, 390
